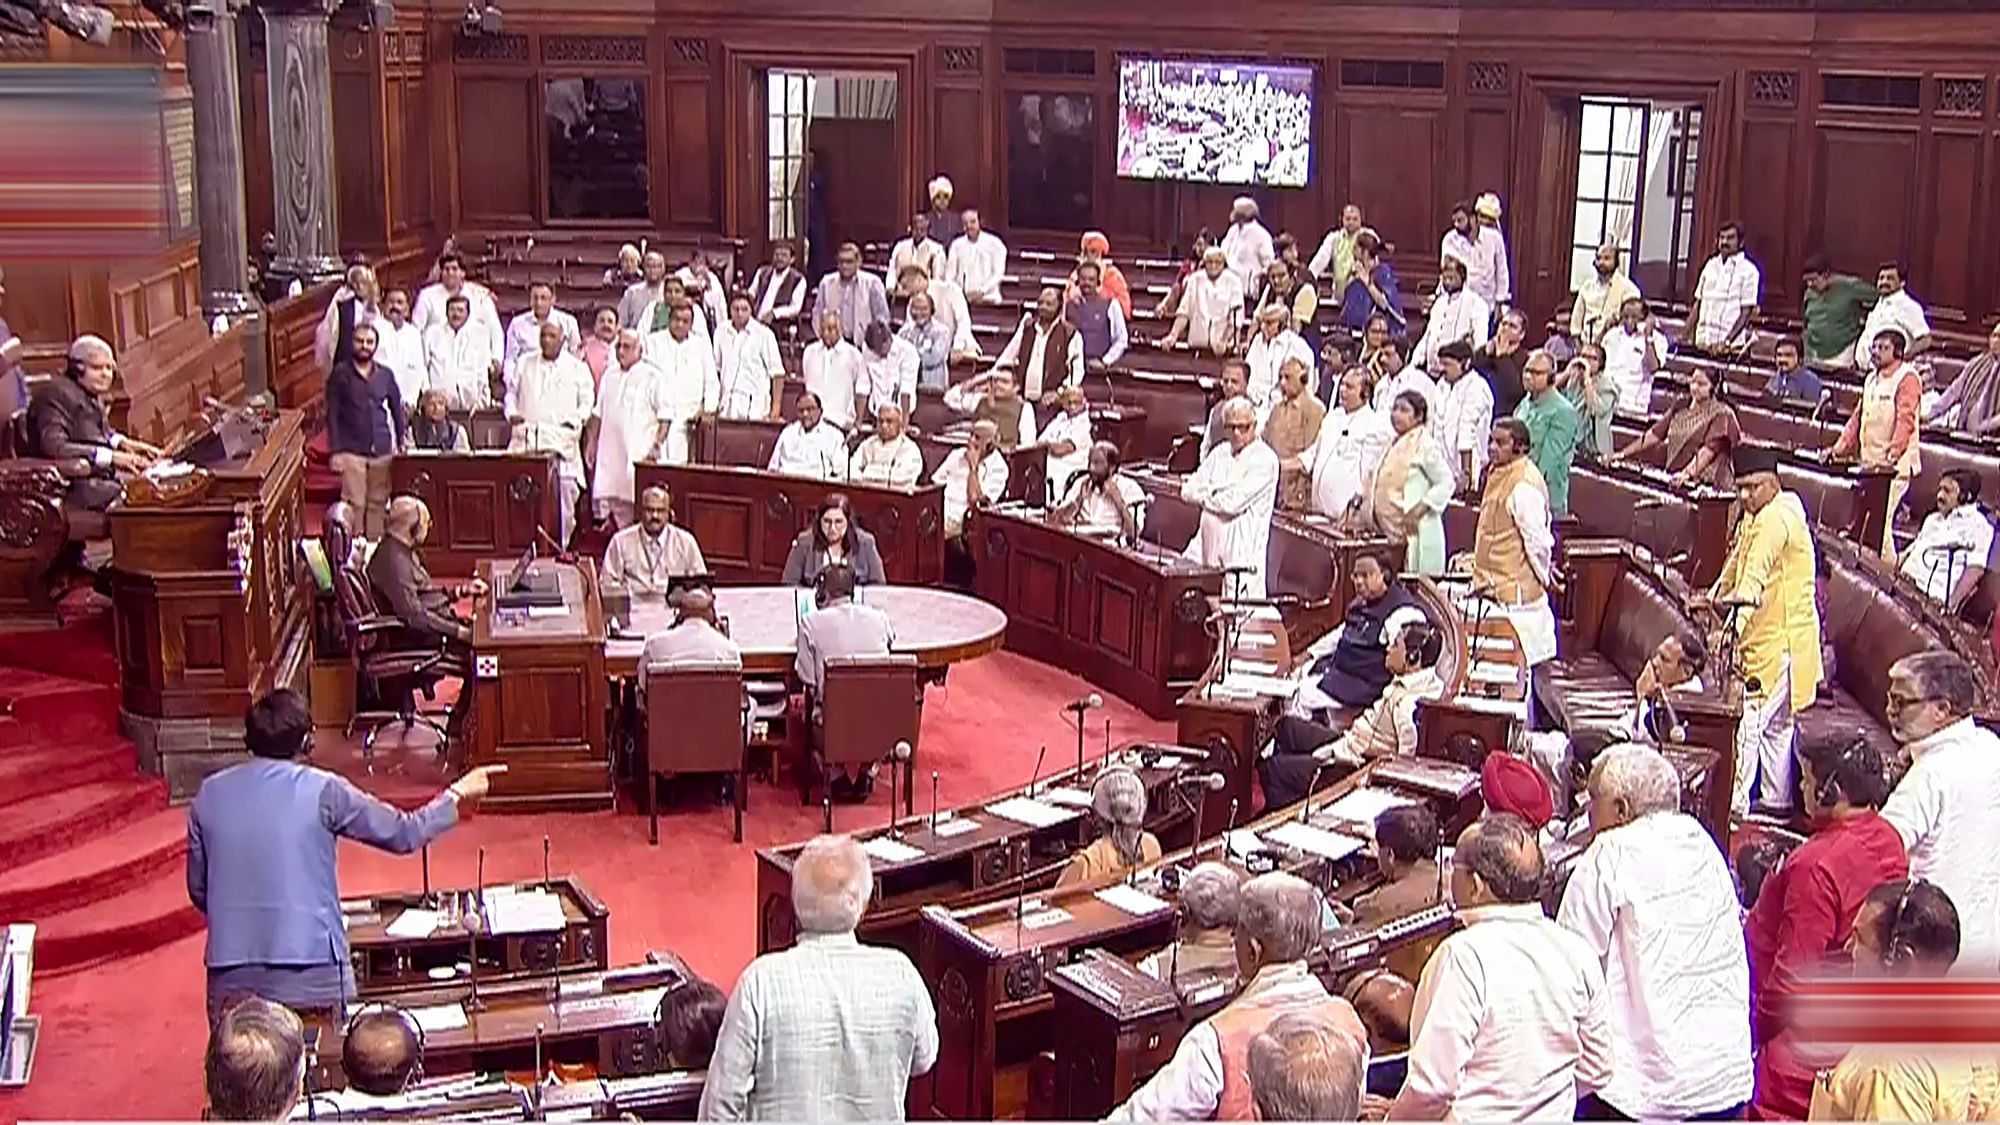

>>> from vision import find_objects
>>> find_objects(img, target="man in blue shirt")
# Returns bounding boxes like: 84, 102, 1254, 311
1339, 231, 1404, 334
188, 689, 502, 1022
325, 322, 407, 538
1764, 336, 1823, 405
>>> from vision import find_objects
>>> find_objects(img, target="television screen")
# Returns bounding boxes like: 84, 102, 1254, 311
1116, 57, 1314, 188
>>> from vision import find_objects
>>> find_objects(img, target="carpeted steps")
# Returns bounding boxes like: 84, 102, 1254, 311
28, 867, 206, 976
1, 778, 167, 868
0, 805, 187, 919
0, 738, 137, 803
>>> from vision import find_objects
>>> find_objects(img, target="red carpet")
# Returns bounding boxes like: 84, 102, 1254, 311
0, 607, 1173, 1121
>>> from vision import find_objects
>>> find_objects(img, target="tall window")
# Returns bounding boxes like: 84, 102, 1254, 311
1570, 96, 1704, 303
767, 70, 814, 242
1570, 97, 1647, 290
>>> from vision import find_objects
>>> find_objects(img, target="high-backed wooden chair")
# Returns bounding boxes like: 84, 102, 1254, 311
643, 660, 750, 844
807, 653, 922, 812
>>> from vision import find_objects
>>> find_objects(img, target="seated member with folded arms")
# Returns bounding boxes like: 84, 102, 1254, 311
1049, 440, 1144, 540
767, 392, 848, 481
602, 485, 706, 597
933, 418, 1009, 538
794, 562, 894, 801
885, 212, 946, 297
1054, 767, 1161, 888
1891, 468, 1993, 612
847, 403, 924, 488
407, 389, 470, 453
947, 208, 1007, 305
1260, 620, 1445, 809
781, 493, 887, 588
1038, 386, 1095, 502
745, 241, 808, 333
944, 368, 1037, 450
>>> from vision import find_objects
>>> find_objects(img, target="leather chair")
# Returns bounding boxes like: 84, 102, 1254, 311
331, 554, 453, 765
805, 653, 921, 811
0, 401, 105, 618
643, 660, 751, 844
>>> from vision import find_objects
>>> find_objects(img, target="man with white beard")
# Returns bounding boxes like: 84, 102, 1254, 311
642, 302, 720, 466
507, 321, 594, 546
1183, 397, 1279, 599
590, 330, 670, 529
715, 293, 782, 421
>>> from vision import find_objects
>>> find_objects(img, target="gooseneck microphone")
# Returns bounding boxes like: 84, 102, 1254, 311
887, 741, 913, 839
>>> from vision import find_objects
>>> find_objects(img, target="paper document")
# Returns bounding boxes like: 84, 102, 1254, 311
1226, 830, 1266, 859
1239, 632, 1279, 649
527, 605, 566, 619
1020, 907, 1073, 930
1320, 788, 1418, 826
1468, 661, 1518, 685
408, 1002, 469, 1033
932, 817, 980, 838
1262, 820, 1366, 862
1095, 883, 1172, 917
862, 836, 925, 864
985, 796, 1073, 828
1232, 658, 1280, 676
483, 889, 567, 935
384, 908, 443, 940
1470, 634, 1514, 655
1246, 606, 1283, 623
1221, 671, 1301, 698
1042, 787, 1094, 809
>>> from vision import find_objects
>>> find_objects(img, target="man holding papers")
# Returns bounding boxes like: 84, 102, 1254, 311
1259, 621, 1446, 809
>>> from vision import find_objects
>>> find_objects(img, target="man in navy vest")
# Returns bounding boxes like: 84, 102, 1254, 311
1301, 549, 1424, 714
1066, 260, 1128, 372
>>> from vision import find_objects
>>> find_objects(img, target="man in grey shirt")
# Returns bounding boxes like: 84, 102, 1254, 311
794, 562, 895, 801
698, 834, 938, 1121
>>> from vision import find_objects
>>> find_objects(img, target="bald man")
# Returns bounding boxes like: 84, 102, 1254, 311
932, 418, 1010, 537
28, 335, 162, 511
341, 1007, 422, 1099
638, 587, 740, 690
365, 496, 483, 735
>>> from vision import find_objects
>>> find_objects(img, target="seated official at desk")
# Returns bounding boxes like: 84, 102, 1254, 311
943, 368, 1037, 450
847, 402, 924, 487
1298, 550, 1427, 714
1039, 385, 1094, 498
603, 484, 706, 596
934, 418, 1009, 538
366, 496, 484, 737
1137, 862, 1243, 989
1262, 621, 1445, 809
27, 334, 162, 511
1111, 873, 1369, 1122
1055, 767, 1162, 888
768, 391, 849, 480
1048, 440, 1144, 540
207, 997, 306, 1122
293, 1005, 432, 1116
1890, 468, 1993, 611
782, 493, 886, 587
406, 389, 470, 452
796, 563, 894, 801
638, 588, 741, 689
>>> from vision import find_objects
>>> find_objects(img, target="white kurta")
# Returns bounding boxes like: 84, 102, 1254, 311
1310, 405, 1392, 519
1244, 330, 1314, 415
863, 337, 921, 418
675, 266, 728, 330
1881, 717, 2000, 974
375, 320, 427, 410
1039, 408, 1095, 501
647, 333, 720, 465
503, 308, 582, 379
991, 317, 1084, 400
926, 278, 980, 358
425, 324, 496, 412
1412, 288, 1492, 373
768, 422, 849, 480
592, 360, 670, 505
714, 320, 783, 420
848, 435, 925, 488
1221, 219, 1275, 293
1180, 439, 1280, 599
933, 449, 1010, 536
948, 233, 1008, 302
508, 353, 595, 481
413, 282, 503, 358
802, 341, 866, 431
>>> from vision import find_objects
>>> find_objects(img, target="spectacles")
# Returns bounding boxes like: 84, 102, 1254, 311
1886, 691, 1939, 713
1224, 421, 1256, 432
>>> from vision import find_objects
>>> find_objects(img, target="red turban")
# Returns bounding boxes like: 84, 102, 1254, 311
1481, 752, 1553, 828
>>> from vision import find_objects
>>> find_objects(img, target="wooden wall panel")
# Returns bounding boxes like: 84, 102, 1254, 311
1814, 127, 1917, 281
458, 77, 537, 223
1338, 103, 1442, 269
933, 86, 984, 220
1924, 130, 1982, 321
1738, 119, 1799, 310
333, 69, 388, 253
664, 76, 720, 228
240, 30, 275, 255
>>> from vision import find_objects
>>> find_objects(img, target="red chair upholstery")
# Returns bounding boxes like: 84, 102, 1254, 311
643, 661, 750, 844
806, 653, 922, 812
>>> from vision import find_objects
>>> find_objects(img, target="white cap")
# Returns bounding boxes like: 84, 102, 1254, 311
928, 175, 953, 199
1475, 192, 1503, 220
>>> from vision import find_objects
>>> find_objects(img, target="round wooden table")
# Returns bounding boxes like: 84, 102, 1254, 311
606, 585, 1008, 676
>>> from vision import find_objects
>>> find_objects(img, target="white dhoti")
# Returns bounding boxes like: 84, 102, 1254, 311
1732, 657, 1797, 818
659, 415, 697, 466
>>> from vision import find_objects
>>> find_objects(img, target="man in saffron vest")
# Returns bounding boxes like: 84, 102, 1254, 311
1827, 328, 1922, 555
1110, 873, 1368, 1120
1469, 417, 1558, 667
1693, 444, 1822, 818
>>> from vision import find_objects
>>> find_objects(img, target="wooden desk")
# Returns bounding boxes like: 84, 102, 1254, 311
635, 462, 946, 585
752, 741, 1224, 959
1568, 461, 1735, 589
970, 506, 1221, 719
604, 585, 1006, 679
344, 876, 610, 999
391, 452, 559, 578
540, 1070, 707, 1119
470, 559, 610, 811
109, 406, 310, 799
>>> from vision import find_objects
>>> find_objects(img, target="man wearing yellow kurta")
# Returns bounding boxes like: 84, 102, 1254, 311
1470, 417, 1558, 667
1828, 329, 1922, 555
1702, 445, 1822, 819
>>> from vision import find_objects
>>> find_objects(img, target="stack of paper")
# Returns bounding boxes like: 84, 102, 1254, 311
1220, 671, 1300, 698
1041, 787, 1095, 809
862, 837, 925, 864
384, 908, 443, 940
1319, 788, 1418, 826
483, 889, 566, 935
1469, 661, 1519, 685
932, 817, 980, 838
1020, 907, 1074, 930
985, 796, 1073, 828
1261, 821, 1366, 862
1095, 883, 1172, 916
408, 1002, 469, 1033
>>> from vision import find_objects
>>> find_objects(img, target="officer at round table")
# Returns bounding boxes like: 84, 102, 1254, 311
781, 492, 887, 587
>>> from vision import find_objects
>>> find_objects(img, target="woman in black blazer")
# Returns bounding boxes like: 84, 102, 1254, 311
781, 493, 888, 587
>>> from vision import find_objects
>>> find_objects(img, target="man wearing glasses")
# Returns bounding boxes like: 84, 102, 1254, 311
1688, 445, 1822, 820
1182, 397, 1279, 600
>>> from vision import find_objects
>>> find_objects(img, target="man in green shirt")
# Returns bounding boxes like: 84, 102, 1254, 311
1512, 348, 1580, 515
1801, 254, 1876, 370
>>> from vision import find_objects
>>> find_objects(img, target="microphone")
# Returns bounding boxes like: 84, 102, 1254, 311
1068, 694, 1102, 781
1026, 745, 1047, 799
823, 793, 833, 834
1298, 761, 1331, 822
532, 1023, 546, 1116
887, 741, 913, 838
1811, 388, 1834, 426
475, 847, 487, 926
1213, 796, 1240, 863
930, 770, 940, 832
1063, 693, 1105, 713
542, 835, 552, 890
1176, 772, 1228, 791
420, 844, 432, 906
534, 523, 575, 563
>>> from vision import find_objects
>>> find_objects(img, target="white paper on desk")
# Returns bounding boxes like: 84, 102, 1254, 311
986, 796, 1073, 827
931, 816, 980, 838
1246, 605, 1283, 623
1320, 788, 1418, 826
483, 889, 566, 935
1468, 661, 1518, 685
409, 1002, 469, 1033
1042, 787, 1094, 809
863, 836, 925, 863
1238, 632, 1279, 649
1470, 634, 1513, 655
1095, 883, 1172, 917
526, 605, 566, 619
1221, 671, 1302, 698
1232, 658, 1280, 676
1262, 820, 1366, 862
1226, 829, 1265, 859
1021, 907, 1073, 930
384, 908, 443, 940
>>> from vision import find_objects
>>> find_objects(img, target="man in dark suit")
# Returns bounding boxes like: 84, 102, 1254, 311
365, 495, 486, 736
26, 334, 162, 511
187, 689, 501, 1023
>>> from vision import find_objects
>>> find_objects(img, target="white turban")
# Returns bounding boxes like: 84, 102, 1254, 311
1232, 195, 1258, 215
1476, 192, 1503, 220
928, 176, 953, 200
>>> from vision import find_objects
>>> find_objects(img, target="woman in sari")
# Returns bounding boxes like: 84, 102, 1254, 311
1612, 365, 1742, 487
1371, 390, 1455, 576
